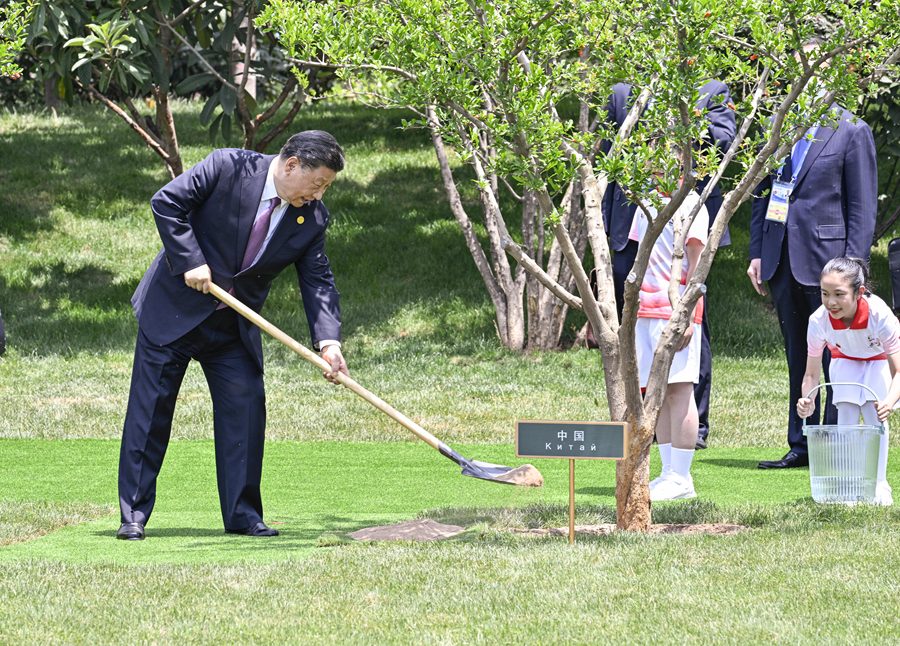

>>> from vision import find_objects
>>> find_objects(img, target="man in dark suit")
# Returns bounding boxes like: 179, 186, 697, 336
748, 105, 877, 468
117, 130, 348, 540
602, 80, 737, 449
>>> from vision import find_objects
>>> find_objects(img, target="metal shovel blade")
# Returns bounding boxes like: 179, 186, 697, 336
441, 443, 544, 487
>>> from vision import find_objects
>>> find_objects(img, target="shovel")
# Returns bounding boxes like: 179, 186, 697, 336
208, 283, 543, 487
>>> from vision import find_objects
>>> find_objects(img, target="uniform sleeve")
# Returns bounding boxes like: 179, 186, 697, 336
875, 299, 900, 355
600, 87, 625, 228
150, 150, 223, 276
843, 120, 877, 261
807, 309, 828, 357
628, 211, 641, 242
701, 81, 737, 155
295, 203, 342, 347
686, 199, 709, 246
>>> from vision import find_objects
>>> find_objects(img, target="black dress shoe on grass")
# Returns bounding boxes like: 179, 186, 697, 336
226, 522, 279, 537
117, 522, 145, 540
758, 451, 809, 469
695, 437, 708, 450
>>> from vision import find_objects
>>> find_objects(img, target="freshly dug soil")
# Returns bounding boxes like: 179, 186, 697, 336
347, 519, 466, 542
493, 463, 544, 487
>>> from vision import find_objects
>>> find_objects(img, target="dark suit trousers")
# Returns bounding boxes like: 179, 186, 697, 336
767, 239, 837, 455
119, 308, 267, 530
613, 239, 713, 441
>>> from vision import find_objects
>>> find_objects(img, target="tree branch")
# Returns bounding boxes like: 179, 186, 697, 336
254, 96, 305, 152
77, 80, 174, 168
256, 74, 298, 123
168, 0, 205, 27
285, 56, 418, 82
162, 21, 237, 90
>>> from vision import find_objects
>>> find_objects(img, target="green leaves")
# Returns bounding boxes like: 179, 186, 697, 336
174, 72, 216, 95
219, 84, 237, 114
64, 17, 148, 93
0, 0, 33, 77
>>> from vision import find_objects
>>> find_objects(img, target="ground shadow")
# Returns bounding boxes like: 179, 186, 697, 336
89, 513, 370, 552
576, 486, 616, 497
92, 527, 224, 539
702, 458, 775, 470
0, 265, 139, 356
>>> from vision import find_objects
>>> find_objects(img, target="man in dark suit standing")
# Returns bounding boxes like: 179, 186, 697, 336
602, 80, 737, 449
748, 106, 877, 469
117, 130, 348, 540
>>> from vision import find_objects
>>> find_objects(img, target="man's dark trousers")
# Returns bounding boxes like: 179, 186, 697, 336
119, 308, 266, 530
767, 238, 837, 456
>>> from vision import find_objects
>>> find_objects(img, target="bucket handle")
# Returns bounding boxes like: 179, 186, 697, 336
801, 382, 886, 433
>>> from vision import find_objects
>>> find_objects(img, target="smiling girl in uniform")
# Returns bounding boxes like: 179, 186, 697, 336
797, 257, 900, 505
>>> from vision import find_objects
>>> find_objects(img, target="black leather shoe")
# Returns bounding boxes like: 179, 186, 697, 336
226, 522, 279, 537
758, 451, 809, 469
695, 437, 708, 450
117, 522, 145, 540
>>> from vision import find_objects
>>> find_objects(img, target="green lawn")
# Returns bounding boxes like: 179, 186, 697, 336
1, 103, 900, 645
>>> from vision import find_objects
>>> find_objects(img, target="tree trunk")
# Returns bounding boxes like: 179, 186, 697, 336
615, 418, 653, 531
232, 1, 257, 99
526, 189, 570, 350
427, 109, 525, 348
43, 74, 61, 109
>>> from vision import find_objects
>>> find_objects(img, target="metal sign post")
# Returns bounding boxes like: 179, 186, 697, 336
516, 420, 630, 545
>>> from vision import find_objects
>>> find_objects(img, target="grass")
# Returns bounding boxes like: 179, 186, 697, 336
2, 102, 900, 644
0, 439, 847, 565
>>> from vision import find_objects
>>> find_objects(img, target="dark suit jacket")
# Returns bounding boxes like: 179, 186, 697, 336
749, 106, 877, 286
131, 148, 341, 371
601, 80, 737, 251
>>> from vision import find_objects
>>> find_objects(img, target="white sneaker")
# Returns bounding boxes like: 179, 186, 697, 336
649, 468, 671, 492
650, 474, 697, 501
874, 480, 893, 506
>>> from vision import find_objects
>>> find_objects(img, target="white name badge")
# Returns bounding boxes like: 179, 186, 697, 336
765, 180, 792, 223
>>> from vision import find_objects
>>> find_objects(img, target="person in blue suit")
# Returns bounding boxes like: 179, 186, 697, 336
601, 80, 737, 449
748, 105, 877, 469
117, 130, 348, 540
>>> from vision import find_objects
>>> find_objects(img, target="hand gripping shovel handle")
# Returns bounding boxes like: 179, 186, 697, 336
208, 282, 445, 452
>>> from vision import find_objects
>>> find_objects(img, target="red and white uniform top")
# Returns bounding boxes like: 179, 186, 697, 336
807, 294, 900, 404
628, 191, 709, 324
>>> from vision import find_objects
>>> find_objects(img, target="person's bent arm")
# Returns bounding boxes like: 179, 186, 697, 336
797, 354, 823, 418
677, 238, 704, 351
876, 352, 900, 422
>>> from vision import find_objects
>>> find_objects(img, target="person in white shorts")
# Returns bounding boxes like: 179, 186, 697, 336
630, 189, 709, 501
797, 257, 900, 505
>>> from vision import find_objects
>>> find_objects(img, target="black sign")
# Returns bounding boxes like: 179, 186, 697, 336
515, 420, 629, 460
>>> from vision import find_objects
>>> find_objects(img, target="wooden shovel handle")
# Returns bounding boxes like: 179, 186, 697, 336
208, 282, 442, 451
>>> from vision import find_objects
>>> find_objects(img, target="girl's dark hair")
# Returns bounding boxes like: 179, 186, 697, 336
821, 257, 871, 294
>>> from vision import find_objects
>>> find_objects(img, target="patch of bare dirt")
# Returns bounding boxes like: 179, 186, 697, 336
347, 519, 466, 542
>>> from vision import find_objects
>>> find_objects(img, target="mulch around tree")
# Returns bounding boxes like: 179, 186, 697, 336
346, 520, 748, 542
512, 524, 749, 537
